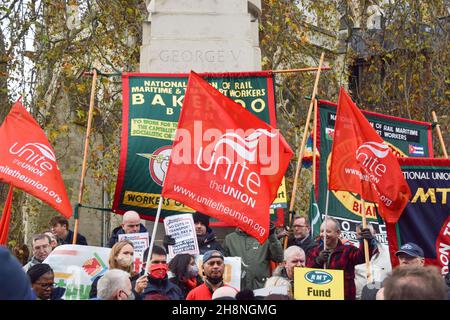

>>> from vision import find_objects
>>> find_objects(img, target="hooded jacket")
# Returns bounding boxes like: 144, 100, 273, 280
197, 228, 224, 254
222, 228, 284, 291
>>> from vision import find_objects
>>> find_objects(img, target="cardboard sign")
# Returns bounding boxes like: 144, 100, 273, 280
196, 255, 241, 290
294, 268, 344, 300
118, 232, 149, 273
164, 214, 199, 259
43, 245, 111, 300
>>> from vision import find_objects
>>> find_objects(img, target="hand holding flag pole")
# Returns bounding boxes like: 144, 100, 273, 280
360, 199, 372, 283
144, 171, 166, 276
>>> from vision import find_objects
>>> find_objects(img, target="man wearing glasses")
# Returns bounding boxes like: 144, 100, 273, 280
287, 215, 316, 254
23, 234, 53, 272
108, 210, 149, 248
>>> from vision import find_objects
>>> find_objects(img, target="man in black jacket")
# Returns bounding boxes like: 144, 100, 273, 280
193, 212, 224, 254
108, 210, 149, 248
287, 215, 316, 254
49, 216, 88, 246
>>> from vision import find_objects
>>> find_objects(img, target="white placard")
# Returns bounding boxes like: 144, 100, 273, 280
253, 285, 288, 297
43, 245, 111, 300
164, 213, 199, 259
118, 232, 149, 273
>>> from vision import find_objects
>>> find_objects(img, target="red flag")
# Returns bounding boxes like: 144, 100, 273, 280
0, 102, 72, 218
329, 88, 411, 223
0, 185, 14, 245
162, 71, 293, 243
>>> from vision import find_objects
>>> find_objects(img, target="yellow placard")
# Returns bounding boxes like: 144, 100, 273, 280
270, 177, 287, 210
294, 267, 344, 300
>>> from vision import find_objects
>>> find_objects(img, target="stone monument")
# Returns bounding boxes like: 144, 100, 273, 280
137, 0, 263, 242
140, 0, 261, 72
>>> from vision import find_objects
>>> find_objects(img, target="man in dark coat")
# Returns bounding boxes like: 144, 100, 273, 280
107, 210, 150, 248
49, 216, 88, 246
138, 245, 183, 300
193, 212, 224, 254
287, 215, 316, 254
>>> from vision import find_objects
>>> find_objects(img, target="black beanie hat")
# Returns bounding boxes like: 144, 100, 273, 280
193, 212, 210, 228
27, 263, 53, 284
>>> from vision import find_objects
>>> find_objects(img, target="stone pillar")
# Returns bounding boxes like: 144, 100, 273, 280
136, 0, 263, 243
140, 0, 261, 73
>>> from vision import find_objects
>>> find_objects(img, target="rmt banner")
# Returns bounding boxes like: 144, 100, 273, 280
387, 158, 450, 275
113, 72, 284, 222
317, 100, 433, 245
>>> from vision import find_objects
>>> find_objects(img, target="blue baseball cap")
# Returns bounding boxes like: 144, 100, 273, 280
395, 242, 424, 258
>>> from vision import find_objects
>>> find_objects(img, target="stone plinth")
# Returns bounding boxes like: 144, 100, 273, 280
140, 0, 261, 73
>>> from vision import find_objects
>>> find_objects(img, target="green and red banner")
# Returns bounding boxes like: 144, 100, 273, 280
317, 99, 433, 244
387, 158, 450, 274
113, 72, 284, 222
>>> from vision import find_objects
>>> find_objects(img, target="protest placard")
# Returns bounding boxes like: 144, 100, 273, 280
118, 232, 149, 273
43, 245, 111, 300
164, 213, 199, 259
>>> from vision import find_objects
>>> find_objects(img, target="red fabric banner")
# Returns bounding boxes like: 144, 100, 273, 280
162, 71, 293, 243
0, 185, 14, 245
0, 102, 72, 218
329, 88, 411, 223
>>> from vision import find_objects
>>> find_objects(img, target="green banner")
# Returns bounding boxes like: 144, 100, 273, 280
113, 72, 283, 222
317, 101, 433, 244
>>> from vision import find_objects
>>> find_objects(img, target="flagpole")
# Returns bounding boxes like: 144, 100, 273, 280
286, 52, 325, 249
323, 189, 330, 269
272, 66, 331, 74
432, 111, 448, 158
144, 172, 167, 276
0, 185, 14, 245
361, 199, 372, 283
144, 195, 164, 276
312, 99, 318, 187
73, 69, 98, 244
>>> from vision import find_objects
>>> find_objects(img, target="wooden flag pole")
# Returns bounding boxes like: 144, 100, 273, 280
73, 69, 98, 244
285, 53, 325, 249
272, 66, 331, 74
432, 111, 448, 158
312, 99, 318, 186
323, 189, 330, 269
361, 199, 372, 283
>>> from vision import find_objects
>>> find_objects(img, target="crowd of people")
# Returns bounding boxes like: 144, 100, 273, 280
1, 210, 449, 300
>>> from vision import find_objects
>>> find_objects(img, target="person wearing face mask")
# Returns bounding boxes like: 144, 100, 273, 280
186, 250, 238, 300
89, 240, 138, 298
139, 245, 184, 300
168, 253, 203, 299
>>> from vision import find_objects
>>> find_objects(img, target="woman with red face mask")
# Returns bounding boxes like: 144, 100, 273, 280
168, 253, 203, 299
138, 245, 184, 300
89, 240, 138, 299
